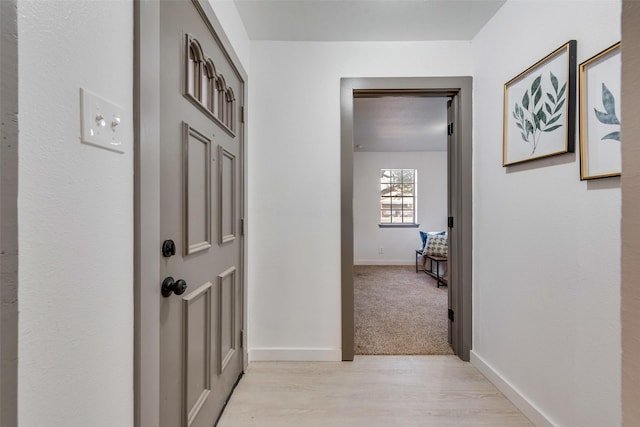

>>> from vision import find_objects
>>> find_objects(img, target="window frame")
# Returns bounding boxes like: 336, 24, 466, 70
378, 168, 419, 228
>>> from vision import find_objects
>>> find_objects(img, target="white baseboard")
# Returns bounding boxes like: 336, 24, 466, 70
470, 350, 556, 427
249, 348, 342, 362
354, 260, 413, 266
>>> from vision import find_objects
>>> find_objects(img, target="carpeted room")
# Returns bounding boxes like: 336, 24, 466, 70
353, 96, 451, 356
354, 265, 452, 355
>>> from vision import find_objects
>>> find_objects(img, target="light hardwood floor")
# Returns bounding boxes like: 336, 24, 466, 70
217, 355, 533, 426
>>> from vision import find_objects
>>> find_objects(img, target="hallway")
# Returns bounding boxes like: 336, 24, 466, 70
9, 1, 632, 426
218, 356, 532, 426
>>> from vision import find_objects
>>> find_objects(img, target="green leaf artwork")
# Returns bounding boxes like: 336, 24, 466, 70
512, 71, 566, 156
594, 83, 621, 142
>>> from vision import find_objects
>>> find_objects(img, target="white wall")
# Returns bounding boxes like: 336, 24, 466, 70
353, 151, 447, 265
209, 0, 250, 72
471, 1, 621, 426
248, 40, 473, 360
18, 1, 134, 426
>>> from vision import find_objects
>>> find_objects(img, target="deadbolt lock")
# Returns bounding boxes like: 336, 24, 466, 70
162, 239, 176, 257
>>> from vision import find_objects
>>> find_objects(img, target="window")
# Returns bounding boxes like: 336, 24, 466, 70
217, 75, 227, 124
183, 34, 236, 134
187, 43, 202, 100
380, 169, 416, 225
225, 88, 235, 131
201, 60, 214, 110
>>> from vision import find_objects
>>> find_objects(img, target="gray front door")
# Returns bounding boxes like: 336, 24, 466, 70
159, 1, 244, 425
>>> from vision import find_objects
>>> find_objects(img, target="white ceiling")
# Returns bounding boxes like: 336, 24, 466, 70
233, 0, 504, 152
354, 96, 448, 152
233, 0, 505, 42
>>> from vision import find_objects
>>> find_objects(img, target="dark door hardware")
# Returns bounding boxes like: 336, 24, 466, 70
161, 276, 187, 297
448, 309, 454, 322
162, 239, 176, 257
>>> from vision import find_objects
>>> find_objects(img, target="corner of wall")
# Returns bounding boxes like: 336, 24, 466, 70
209, 0, 251, 73
470, 351, 555, 427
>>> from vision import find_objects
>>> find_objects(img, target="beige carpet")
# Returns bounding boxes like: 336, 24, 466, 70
354, 265, 453, 355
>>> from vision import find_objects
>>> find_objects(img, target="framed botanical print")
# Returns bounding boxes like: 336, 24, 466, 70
579, 42, 621, 180
503, 40, 577, 166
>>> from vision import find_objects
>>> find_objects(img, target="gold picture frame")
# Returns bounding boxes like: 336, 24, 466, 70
579, 42, 621, 180
503, 40, 577, 166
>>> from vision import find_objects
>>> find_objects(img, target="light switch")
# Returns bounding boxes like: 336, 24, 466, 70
80, 88, 126, 154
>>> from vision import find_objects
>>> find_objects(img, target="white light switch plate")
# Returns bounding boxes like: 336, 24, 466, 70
80, 88, 126, 153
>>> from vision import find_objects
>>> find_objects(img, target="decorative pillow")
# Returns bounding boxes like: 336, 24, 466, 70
419, 231, 446, 253
419, 231, 429, 252
425, 235, 448, 257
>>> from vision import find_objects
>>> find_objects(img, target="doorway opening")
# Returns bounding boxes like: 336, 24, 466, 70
352, 95, 451, 355
340, 77, 473, 361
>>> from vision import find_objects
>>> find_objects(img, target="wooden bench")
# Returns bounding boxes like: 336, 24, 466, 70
424, 254, 448, 288
415, 249, 425, 273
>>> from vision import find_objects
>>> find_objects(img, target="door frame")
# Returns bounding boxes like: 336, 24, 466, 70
340, 77, 472, 361
133, 1, 248, 426
0, 1, 19, 425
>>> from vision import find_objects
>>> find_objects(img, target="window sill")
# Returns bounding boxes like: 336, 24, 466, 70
378, 223, 420, 229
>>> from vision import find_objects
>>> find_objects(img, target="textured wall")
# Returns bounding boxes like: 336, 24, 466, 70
18, 1, 134, 425
472, 1, 621, 425
247, 40, 473, 360
621, 1, 640, 425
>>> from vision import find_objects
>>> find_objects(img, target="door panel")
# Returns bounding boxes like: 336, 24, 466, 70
446, 98, 456, 351
160, 1, 244, 426
217, 267, 236, 374
219, 146, 236, 243
447, 98, 456, 353
183, 123, 212, 255
183, 282, 212, 424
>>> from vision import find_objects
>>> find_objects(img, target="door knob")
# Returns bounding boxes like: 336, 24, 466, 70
161, 276, 188, 297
